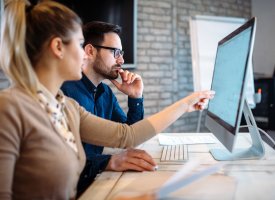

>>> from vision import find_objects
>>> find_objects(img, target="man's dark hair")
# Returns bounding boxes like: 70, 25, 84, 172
83, 21, 121, 47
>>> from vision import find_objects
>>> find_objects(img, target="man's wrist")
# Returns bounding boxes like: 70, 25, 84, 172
101, 154, 112, 171
128, 94, 143, 99
128, 95, 143, 100
105, 155, 115, 170
128, 96, 143, 106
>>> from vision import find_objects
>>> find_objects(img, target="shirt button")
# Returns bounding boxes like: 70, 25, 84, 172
137, 103, 140, 106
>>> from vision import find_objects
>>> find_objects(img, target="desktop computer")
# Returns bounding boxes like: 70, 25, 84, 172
205, 17, 265, 161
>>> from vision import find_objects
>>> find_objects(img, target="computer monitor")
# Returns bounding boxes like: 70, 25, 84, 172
205, 17, 265, 161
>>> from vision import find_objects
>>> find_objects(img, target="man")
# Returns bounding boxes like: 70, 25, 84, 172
61, 21, 156, 195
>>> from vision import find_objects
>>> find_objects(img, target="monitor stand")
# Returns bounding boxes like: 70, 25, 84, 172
210, 100, 265, 161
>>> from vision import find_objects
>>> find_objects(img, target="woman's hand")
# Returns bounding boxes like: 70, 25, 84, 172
147, 90, 215, 134
183, 90, 215, 112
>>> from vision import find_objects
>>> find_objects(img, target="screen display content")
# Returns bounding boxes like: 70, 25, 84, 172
208, 27, 252, 128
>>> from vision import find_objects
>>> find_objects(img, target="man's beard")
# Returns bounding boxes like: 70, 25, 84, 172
93, 57, 121, 80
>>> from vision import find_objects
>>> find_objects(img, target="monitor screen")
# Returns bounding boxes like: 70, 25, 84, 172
205, 18, 265, 160
208, 25, 253, 132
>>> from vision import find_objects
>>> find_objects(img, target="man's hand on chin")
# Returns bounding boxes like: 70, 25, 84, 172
110, 69, 143, 98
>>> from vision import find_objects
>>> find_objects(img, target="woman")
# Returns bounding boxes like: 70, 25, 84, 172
0, 1, 214, 199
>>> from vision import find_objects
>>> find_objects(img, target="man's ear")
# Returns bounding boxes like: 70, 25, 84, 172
50, 37, 64, 59
84, 44, 96, 58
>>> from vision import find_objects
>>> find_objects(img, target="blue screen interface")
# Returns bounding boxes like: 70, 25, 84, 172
208, 27, 252, 127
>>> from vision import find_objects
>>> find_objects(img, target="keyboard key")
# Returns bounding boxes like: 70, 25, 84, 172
160, 144, 188, 162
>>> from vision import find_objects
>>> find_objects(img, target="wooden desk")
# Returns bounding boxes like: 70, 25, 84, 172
79, 133, 275, 200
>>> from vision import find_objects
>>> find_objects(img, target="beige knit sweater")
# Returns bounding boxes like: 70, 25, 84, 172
0, 86, 156, 200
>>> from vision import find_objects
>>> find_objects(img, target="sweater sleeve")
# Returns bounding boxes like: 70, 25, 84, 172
0, 93, 21, 200
74, 101, 157, 148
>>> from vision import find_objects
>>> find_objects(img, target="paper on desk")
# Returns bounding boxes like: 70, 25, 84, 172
156, 160, 225, 199
158, 134, 217, 145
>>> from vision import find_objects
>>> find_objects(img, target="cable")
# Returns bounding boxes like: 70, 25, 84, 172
258, 127, 275, 149
240, 125, 275, 149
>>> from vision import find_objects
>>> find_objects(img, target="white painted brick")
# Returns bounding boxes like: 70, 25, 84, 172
137, 56, 150, 63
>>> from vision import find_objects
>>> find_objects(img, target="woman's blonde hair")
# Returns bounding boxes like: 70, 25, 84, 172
0, 0, 82, 96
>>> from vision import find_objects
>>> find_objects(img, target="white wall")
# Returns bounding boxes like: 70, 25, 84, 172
252, 0, 275, 77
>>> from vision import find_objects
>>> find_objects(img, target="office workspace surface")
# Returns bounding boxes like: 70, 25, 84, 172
79, 133, 275, 200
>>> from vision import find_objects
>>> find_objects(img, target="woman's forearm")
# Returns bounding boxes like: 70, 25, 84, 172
147, 98, 188, 133
147, 91, 215, 133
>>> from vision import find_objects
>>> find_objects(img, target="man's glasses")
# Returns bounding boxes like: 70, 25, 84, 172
93, 44, 124, 59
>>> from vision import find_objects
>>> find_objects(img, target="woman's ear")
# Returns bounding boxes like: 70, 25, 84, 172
50, 37, 64, 59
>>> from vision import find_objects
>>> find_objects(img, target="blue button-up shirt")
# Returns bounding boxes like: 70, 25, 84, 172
61, 73, 144, 194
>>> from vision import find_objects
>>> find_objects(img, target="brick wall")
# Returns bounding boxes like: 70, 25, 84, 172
110, 0, 251, 132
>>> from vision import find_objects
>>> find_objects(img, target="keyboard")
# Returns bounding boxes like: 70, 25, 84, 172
160, 144, 188, 162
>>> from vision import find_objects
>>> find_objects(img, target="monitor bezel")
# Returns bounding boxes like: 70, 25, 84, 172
206, 17, 256, 136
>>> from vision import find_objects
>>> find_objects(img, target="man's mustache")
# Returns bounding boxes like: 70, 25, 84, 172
113, 64, 122, 68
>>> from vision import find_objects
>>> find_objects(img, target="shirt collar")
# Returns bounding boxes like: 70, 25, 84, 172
38, 83, 65, 112
81, 72, 105, 95
37, 84, 78, 153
